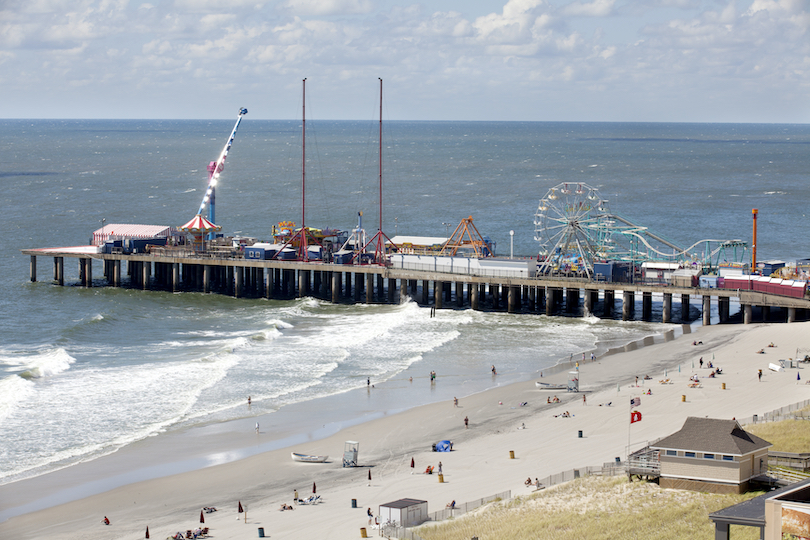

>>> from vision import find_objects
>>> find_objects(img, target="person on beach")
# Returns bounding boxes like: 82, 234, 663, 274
453, 397, 458, 407
700, 357, 704, 368
367, 377, 370, 387
590, 352, 595, 362
294, 489, 298, 504
464, 416, 469, 428
759, 369, 763, 381
255, 422, 259, 433
102, 516, 110, 525
582, 394, 586, 405
438, 461, 442, 474
635, 376, 638, 386
368, 507, 373, 525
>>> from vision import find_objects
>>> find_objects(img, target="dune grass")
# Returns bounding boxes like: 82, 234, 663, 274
416, 476, 762, 540
745, 419, 810, 453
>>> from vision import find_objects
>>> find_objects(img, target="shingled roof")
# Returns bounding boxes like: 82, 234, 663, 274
651, 417, 772, 456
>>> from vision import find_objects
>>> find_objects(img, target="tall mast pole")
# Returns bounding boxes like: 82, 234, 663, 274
379, 77, 383, 233
302, 78, 306, 232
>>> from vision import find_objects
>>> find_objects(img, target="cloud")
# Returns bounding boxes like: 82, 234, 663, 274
0, 0, 807, 122
280, 0, 375, 17
562, 0, 616, 17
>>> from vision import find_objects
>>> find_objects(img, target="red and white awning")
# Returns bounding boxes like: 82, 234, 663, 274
92, 224, 175, 246
180, 214, 221, 233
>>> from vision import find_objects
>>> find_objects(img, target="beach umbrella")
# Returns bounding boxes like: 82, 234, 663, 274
368, 469, 372, 481
313, 482, 317, 494
145, 526, 150, 539
200, 510, 205, 524
798, 372, 801, 381
238, 501, 243, 513
410, 457, 414, 468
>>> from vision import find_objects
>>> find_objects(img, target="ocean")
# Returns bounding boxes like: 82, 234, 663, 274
1, 119, 808, 501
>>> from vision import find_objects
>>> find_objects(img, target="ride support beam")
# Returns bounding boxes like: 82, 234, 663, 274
142, 261, 150, 290
235, 267, 244, 298
172, 263, 180, 293
662, 293, 672, 323
604, 290, 614, 317
703, 296, 711, 326
622, 291, 634, 321
507, 285, 517, 313
743, 304, 752, 324
681, 294, 690, 322
388, 278, 396, 304
718, 296, 729, 323
642, 292, 652, 321
331, 271, 340, 303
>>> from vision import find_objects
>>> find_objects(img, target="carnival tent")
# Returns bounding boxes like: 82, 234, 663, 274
92, 224, 175, 246
180, 214, 221, 250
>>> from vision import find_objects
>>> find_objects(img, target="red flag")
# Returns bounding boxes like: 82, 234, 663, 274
200, 510, 204, 524
631, 411, 642, 424
238, 501, 243, 513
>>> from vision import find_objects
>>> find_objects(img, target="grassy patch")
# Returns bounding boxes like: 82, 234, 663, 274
416, 476, 762, 540
745, 419, 810, 454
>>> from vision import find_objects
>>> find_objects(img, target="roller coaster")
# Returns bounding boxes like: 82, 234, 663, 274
533, 182, 749, 277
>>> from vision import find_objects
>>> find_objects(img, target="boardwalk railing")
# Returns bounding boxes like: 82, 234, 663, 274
427, 490, 511, 522
380, 463, 630, 539
739, 399, 810, 425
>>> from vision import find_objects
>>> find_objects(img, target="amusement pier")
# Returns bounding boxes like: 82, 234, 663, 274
20, 102, 810, 325
21, 209, 810, 327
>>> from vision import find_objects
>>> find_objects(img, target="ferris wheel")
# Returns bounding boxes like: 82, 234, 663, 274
533, 182, 613, 276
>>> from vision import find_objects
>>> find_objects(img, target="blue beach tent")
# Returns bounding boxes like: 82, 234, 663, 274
433, 440, 452, 452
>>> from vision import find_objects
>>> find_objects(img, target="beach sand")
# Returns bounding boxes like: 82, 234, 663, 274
2, 320, 809, 539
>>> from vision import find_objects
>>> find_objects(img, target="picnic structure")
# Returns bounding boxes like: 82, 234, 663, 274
651, 417, 772, 494
379, 498, 428, 528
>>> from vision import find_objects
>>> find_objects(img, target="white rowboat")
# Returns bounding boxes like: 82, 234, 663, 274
535, 381, 568, 390
291, 452, 328, 463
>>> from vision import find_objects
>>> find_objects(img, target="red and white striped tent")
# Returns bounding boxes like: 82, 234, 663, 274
180, 214, 221, 250
92, 224, 175, 246
180, 214, 221, 234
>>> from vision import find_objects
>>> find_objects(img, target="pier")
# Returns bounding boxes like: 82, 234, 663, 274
22, 247, 810, 325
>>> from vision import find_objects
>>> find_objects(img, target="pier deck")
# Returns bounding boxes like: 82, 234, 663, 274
22, 247, 810, 325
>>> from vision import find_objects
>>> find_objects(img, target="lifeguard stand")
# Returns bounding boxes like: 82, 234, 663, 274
343, 441, 359, 468
567, 371, 580, 392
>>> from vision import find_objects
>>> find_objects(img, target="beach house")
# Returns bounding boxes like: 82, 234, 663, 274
651, 417, 772, 494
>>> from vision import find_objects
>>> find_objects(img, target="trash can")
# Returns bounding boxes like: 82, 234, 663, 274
258, 527, 265, 538
351, 498, 357, 508
438, 473, 444, 483
681, 395, 686, 402
509, 450, 515, 459
722, 382, 726, 390
360, 527, 368, 538
578, 430, 583, 438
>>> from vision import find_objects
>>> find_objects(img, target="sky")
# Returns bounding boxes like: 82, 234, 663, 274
0, 0, 808, 122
